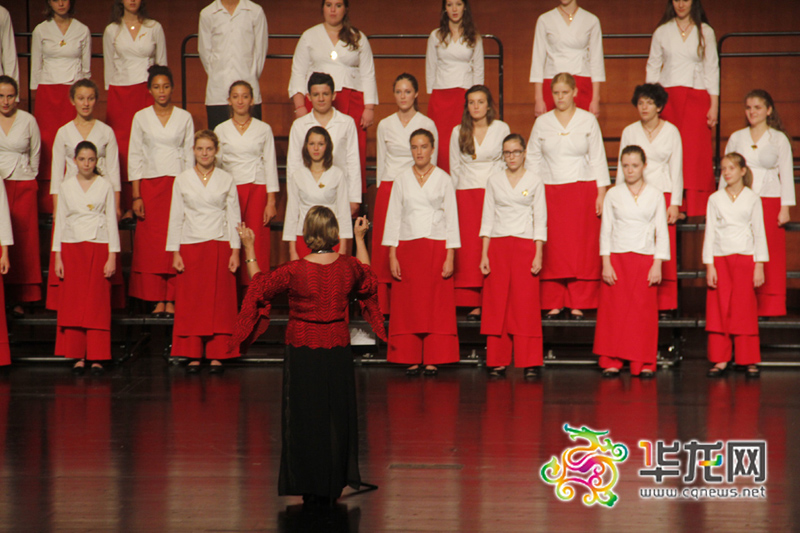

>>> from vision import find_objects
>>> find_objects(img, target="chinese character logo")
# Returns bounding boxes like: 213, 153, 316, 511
541, 424, 629, 508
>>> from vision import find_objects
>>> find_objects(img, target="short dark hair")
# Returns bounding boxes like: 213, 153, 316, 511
74, 140, 102, 175
410, 128, 435, 148
302, 126, 334, 170
307, 72, 335, 94
147, 65, 173, 88
0, 75, 18, 96
503, 133, 526, 150
620, 145, 647, 165
631, 83, 669, 110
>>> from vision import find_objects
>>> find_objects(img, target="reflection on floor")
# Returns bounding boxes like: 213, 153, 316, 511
0, 357, 797, 532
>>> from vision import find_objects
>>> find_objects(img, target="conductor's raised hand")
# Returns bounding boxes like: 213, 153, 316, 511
354, 216, 369, 241
172, 252, 185, 273
133, 197, 145, 219
237, 222, 256, 250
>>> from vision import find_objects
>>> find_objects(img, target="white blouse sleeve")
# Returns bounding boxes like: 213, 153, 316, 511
102, 25, 117, 91
181, 116, 195, 171
375, 120, 387, 187
358, 33, 378, 106
588, 17, 605, 82
702, 197, 716, 265
669, 127, 684, 205
154, 22, 168, 67
263, 127, 279, 194
343, 119, 362, 203
288, 32, 311, 98
52, 186, 66, 251
448, 126, 463, 189
79, 25, 91, 80
225, 179, 242, 248
472, 37, 485, 86
425, 33, 438, 95
105, 130, 121, 192
50, 128, 67, 194
197, 12, 213, 75
599, 193, 614, 256
588, 118, 611, 187
335, 176, 352, 239
128, 113, 144, 181
654, 193, 670, 261
381, 176, 402, 247
751, 196, 769, 263
444, 179, 460, 249
702, 25, 719, 96
526, 123, 544, 176
29, 119, 42, 177
282, 172, 300, 241
165, 178, 184, 252
30, 26, 43, 90
645, 27, 664, 85
777, 133, 795, 206
532, 177, 548, 242
253, 9, 268, 80
105, 184, 121, 253
0, 180, 12, 246
478, 180, 495, 238
529, 16, 547, 83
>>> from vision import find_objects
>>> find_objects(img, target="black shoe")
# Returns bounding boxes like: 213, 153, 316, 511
90, 364, 105, 376
637, 370, 655, 379
659, 311, 674, 320
208, 364, 225, 375
601, 368, 620, 378
406, 366, 421, 377
570, 311, 585, 321
544, 309, 563, 320
758, 316, 769, 322
524, 367, 541, 379
163, 312, 175, 319
488, 366, 506, 378
423, 366, 438, 376
466, 313, 481, 322
71, 362, 86, 376
186, 363, 201, 375
707, 364, 728, 378
746, 365, 761, 379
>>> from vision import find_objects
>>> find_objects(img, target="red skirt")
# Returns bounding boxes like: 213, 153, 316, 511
3, 180, 42, 301
305, 88, 366, 194
389, 238, 457, 336
131, 176, 175, 275
33, 84, 74, 214
107, 83, 153, 210
295, 236, 340, 259
756, 197, 786, 316
593, 253, 658, 363
371, 181, 393, 284
56, 242, 112, 331
706, 254, 759, 336
0, 279, 8, 366
542, 76, 593, 112
427, 88, 466, 174
454, 188, 485, 290
541, 181, 601, 281
237, 183, 271, 284
480, 237, 542, 337
659, 192, 678, 310
173, 240, 238, 338
660, 86, 714, 217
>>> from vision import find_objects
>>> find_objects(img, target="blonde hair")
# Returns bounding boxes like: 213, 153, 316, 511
194, 129, 219, 150
551, 72, 577, 90
722, 152, 753, 188
303, 206, 340, 252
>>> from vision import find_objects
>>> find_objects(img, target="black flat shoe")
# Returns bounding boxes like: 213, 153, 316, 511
406, 366, 421, 376
488, 367, 506, 378
71, 362, 86, 376
570, 312, 585, 321
601, 368, 620, 378
524, 367, 541, 379
423, 366, 438, 377
90, 364, 105, 376
707, 365, 728, 378
163, 312, 175, 319
758, 316, 769, 322
637, 370, 655, 379
208, 364, 225, 375
544, 309, 563, 320
466, 313, 481, 322
659, 311, 674, 320
746, 365, 761, 379
186, 363, 201, 375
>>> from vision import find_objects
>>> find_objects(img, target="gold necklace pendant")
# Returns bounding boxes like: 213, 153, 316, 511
751, 144, 758, 150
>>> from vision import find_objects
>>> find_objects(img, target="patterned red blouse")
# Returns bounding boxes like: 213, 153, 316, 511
232, 255, 388, 350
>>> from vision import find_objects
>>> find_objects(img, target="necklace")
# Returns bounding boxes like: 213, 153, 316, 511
312, 249, 336, 254
196, 166, 213, 182
642, 119, 661, 138
677, 20, 692, 38
558, 4, 577, 22
413, 165, 434, 184
726, 187, 742, 201
629, 182, 645, 203
232, 116, 251, 131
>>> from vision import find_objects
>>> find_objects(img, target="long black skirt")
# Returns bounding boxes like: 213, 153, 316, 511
279, 345, 361, 499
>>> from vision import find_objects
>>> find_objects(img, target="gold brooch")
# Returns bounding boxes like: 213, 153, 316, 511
318, 183, 325, 189
522, 190, 528, 196
330, 50, 338, 60
87, 204, 94, 210
471, 154, 477, 160
59, 40, 66, 47
751, 145, 758, 150
559, 132, 570, 136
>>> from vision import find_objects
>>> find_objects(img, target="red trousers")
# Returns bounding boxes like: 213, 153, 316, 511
660, 86, 715, 217
542, 76, 594, 112
0, 277, 9, 366
55, 242, 113, 361
129, 176, 176, 302
107, 83, 153, 211
237, 183, 271, 285
756, 197, 786, 316
454, 188, 485, 307
540, 181, 601, 310
3, 180, 42, 302
593, 253, 659, 374
706, 254, 761, 365
427, 88, 466, 174
388, 239, 459, 365
659, 193, 678, 310
171, 241, 239, 359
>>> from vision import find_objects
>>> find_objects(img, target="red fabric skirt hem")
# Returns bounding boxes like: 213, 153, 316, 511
56, 242, 112, 330
706, 254, 759, 335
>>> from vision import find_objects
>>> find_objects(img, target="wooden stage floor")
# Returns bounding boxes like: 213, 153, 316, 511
0, 357, 798, 532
